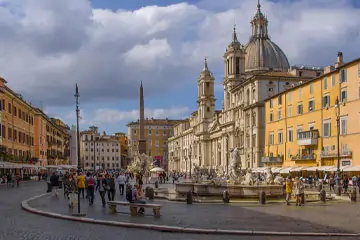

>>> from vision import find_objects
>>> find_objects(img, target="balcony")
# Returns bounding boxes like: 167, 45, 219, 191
261, 156, 284, 163
320, 150, 352, 158
291, 153, 316, 161
297, 130, 319, 146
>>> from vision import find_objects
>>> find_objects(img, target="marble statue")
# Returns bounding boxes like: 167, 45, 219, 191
273, 174, 283, 185
265, 167, 274, 185
241, 169, 254, 185
228, 147, 242, 184
192, 163, 201, 183
127, 152, 153, 175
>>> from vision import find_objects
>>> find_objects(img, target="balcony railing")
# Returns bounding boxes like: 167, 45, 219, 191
261, 156, 284, 163
297, 130, 319, 146
291, 153, 316, 161
320, 150, 352, 158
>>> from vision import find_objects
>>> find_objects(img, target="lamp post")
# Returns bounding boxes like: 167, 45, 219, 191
189, 144, 192, 178
93, 137, 96, 172
73, 84, 85, 216
334, 96, 342, 196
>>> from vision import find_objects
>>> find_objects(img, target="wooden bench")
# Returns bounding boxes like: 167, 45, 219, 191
107, 201, 162, 217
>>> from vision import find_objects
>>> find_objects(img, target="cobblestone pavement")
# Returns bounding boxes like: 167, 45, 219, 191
1, 181, 359, 240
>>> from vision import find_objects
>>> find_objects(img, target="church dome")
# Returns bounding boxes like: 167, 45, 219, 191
245, 38, 290, 72
244, 1, 290, 72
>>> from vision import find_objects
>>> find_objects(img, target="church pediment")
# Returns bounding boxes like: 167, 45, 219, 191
209, 120, 221, 132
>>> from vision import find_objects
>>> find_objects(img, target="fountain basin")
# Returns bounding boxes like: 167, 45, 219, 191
176, 183, 284, 198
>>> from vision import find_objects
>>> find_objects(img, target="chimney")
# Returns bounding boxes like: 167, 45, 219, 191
335, 52, 344, 69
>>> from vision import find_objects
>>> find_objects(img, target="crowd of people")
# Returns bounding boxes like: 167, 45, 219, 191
48, 170, 149, 214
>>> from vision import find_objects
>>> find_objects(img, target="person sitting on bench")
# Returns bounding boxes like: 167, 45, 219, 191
129, 183, 146, 214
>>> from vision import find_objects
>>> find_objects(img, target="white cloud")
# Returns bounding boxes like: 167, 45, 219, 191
93, 106, 190, 124
0, 0, 359, 108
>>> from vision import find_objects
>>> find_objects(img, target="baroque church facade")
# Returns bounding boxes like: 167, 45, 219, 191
168, 2, 323, 173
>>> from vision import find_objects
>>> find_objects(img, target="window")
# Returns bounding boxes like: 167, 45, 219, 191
324, 77, 328, 90
340, 116, 347, 135
235, 57, 240, 74
277, 109, 282, 120
269, 113, 273, 122
341, 89, 347, 102
287, 105, 292, 117
358, 64, 360, 77
308, 100, 314, 112
296, 127, 303, 140
309, 83, 313, 95
288, 128, 293, 142
268, 132, 274, 145
287, 92, 292, 102
359, 87, 360, 98
340, 69, 347, 83
278, 95, 282, 105
297, 103, 303, 115
322, 95, 330, 108
278, 131, 283, 144
298, 88, 302, 99
323, 120, 331, 137
332, 74, 336, 87
269, 99, 273, 109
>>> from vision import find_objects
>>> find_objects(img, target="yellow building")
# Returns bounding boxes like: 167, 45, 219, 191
114, 132, 130, 166
0, 78, 36, 163
0, 77, 71, 166
34, 110, 71, 166
263, 53, 360, 169
127, 118, 182, 166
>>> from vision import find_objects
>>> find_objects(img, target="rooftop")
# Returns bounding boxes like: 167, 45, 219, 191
127, 118, 183, 126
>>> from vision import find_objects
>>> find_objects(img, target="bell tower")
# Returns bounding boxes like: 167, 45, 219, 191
223, 25, 246, 110
197, 57, 215, 131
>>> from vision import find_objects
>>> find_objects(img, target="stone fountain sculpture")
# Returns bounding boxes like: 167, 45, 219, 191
273, 174, 283, 185
228, 147, 243, 184
127, 152, 153, 175
192, 163, 201, 183
265, 167, 274, 185
241, 169, 254, 185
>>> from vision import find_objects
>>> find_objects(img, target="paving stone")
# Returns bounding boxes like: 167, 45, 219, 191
0, 181, 358, 240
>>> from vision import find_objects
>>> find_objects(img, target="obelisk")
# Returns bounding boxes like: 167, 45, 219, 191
138, 81, 146, 154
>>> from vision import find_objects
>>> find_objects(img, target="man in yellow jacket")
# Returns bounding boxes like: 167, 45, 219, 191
285, 176, 293, 205
77, 172, 86, 199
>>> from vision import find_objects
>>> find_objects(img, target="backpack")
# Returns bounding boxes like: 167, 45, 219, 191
126, 187, 133, 202
87, 177, 95, 186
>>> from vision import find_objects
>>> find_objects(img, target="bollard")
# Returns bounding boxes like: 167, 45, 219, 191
222, 190, 230, 203
350, 187, 357, 202
154, 180, 158, 189
319, 189, 326, 202
259, 190, 266, 204
186, 191, 193, 204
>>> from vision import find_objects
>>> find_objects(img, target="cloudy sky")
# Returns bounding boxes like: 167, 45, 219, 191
1, 0, 360, 134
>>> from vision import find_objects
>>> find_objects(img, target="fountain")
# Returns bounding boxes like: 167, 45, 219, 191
127, 152, 153, 175
173, 147, 284, 202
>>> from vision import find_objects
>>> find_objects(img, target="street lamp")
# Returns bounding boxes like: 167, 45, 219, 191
73, 84, 85, 217
334, 96, 342, 196
189, 144, 192, 178
93, 137, 96, 172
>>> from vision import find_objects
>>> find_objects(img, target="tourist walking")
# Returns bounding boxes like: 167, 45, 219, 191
285, 176, 293, 205
86, 173, 96, 205
76, 172, 86, 199
66, 175, 77, 208
96, 175, 107, 207
50, 172, 60, 197
293, 177, 304, 206
329, 175, 335, 192
116, 173, 125, 195
107, 174, 116, 201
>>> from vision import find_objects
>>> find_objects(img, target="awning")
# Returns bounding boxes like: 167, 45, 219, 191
343, 166, 360, 172
318, 166, 335, 171
291, 166, 304, 172
271, 167, 282, 173
279, 167, 293, 174
327, 165, 351, 171
304, 166, 319, 171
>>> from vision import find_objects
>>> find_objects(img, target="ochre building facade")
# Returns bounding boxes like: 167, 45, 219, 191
264, 53, 360, 169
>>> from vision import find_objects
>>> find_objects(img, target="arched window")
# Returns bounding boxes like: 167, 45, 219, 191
246, 89, 250, 104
